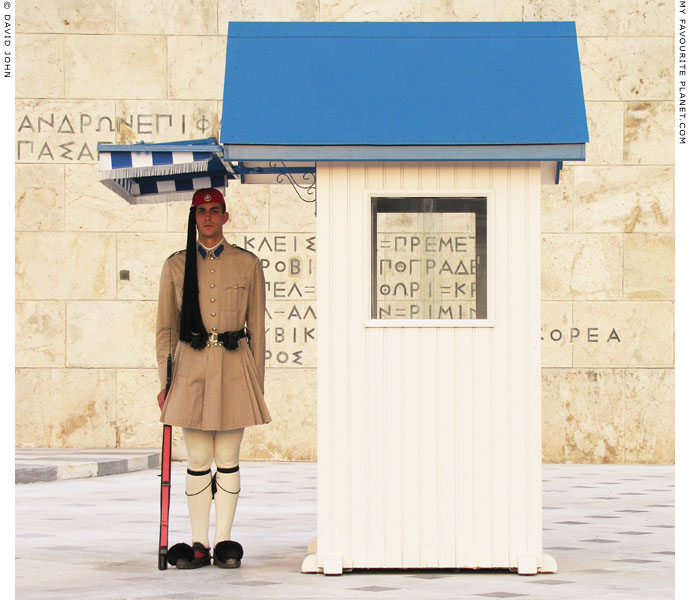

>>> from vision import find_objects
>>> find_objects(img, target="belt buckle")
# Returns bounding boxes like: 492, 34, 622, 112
207, 332, 220, 347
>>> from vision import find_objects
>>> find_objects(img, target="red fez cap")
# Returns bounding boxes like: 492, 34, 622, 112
191, 188, 225, 207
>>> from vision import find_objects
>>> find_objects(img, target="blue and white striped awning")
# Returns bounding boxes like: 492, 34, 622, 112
97, 138, 236, 204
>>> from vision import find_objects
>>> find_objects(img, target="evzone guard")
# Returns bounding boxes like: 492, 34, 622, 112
156, 188, 271, 569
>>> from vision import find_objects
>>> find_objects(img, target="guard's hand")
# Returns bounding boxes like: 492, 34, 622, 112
157, 389, 166, 410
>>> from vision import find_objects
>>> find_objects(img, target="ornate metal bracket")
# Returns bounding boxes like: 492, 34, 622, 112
230, 160, 317, 216
269, 161, 316, 213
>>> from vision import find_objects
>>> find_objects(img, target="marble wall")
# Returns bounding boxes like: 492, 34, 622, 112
15, 0, 674, 463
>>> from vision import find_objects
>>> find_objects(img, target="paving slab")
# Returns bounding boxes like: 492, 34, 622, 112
15, 448, 160, 483
14, 461, 674, 599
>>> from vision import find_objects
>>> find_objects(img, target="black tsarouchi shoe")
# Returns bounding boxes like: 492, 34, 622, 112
213, 540, 243, 569
167, 542, 211, 569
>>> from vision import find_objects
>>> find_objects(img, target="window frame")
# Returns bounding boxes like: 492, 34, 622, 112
364, 190, 495, 329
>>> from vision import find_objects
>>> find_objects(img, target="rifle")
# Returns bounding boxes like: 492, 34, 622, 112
158, 333, 173, 570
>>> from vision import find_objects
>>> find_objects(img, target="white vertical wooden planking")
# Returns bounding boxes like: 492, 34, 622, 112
402, 161, 421, 191
418, 163, 440, 567
436, 161, 459, 566
363, 163, 385, 567
315, 160, 545, 572
454, 159, 480, 569
316, 163, 332, 566
454, 327, 475, 567
436, 326, 456, 566
349, 162, 369, 567
401, 327, 421, 567
383, 161, 406, 568
472, 327, 493, 566
508, 163, 529, 565
419, 327, 439, 567
489, 163, 511, 567
526, 164, 544, 563
365, 326, 385, 566
327, 163, 351, 566
471, 163, 493, 566
383, 327, 404, 566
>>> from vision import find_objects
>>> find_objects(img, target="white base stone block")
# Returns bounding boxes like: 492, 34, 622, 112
517, 554, 538, 575
322, 553, 343, 575
539, 553, 558, 574
301, 553, 319, 574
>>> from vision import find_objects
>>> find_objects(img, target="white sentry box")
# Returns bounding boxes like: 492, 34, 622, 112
303, 160, 558, 576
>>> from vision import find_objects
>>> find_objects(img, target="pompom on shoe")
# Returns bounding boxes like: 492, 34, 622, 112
213, 541, 243, 569
167, 542, 211, 569
166, 542, 193, 566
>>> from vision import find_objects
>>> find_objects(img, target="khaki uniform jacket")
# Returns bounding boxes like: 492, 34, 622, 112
156, 239, 271, 431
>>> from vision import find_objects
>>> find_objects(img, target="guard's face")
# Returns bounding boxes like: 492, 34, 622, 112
195, 202, 229, 243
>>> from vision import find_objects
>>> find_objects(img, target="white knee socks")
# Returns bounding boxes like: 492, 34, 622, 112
183, 427, 244, 549
185, 470, 213, 548
213, 467, 240, 547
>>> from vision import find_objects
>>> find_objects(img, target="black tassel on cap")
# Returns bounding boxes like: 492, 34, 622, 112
179, 206, 207, 349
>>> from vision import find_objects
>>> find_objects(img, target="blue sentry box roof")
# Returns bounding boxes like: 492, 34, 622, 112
220, 21, 588, 151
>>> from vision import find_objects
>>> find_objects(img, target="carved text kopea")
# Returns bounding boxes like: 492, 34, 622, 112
541, 327, 621, 342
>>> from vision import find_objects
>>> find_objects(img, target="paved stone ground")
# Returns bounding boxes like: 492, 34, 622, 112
15, 458, 674, 599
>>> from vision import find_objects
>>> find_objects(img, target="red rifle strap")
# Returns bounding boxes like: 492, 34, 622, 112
158, 336, 174, 570
158, 423, 172, 570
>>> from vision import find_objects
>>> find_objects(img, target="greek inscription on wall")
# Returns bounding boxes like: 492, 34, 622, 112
256, 234, 317, 367
541, 327, 621, 343
375, 212, 479, 319
16, 109, 217, 163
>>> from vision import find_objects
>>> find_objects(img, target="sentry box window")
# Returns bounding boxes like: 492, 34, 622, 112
371, 197, 487, 321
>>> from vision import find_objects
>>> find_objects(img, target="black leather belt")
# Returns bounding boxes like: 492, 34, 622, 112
188, 329, 249, 350
207, 329, 249, 350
